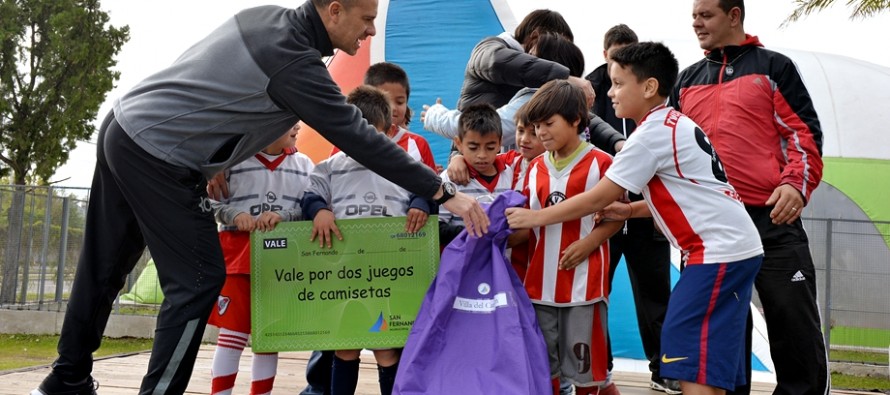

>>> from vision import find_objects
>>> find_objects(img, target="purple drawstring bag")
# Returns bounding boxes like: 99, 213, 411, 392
393, 191, 551, 394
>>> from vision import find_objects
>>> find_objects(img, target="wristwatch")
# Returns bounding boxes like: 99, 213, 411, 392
434, 181, 457, 205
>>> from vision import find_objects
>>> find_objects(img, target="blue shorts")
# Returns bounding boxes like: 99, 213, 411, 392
660, 255, 762, 390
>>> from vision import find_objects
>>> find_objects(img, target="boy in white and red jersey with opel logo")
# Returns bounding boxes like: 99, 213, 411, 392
507, 42, 763, 395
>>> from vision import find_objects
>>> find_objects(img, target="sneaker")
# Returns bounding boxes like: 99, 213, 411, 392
650, 377, 682, 395
30, 373, 98, 395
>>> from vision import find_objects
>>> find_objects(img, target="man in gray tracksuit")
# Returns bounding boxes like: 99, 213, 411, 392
33, 1, 486, 394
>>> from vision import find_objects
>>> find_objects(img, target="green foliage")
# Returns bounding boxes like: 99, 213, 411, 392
785, 0, 890, 25
0, 0, 129, 185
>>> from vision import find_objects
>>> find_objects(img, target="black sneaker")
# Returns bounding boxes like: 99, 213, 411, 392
30, 373, 99, 395
650, 377, 682, 395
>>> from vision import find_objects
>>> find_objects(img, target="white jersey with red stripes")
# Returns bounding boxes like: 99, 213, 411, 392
216, 148, 314, 229
524, 143, 613, 305
606, 106, 763, 265
438, 157, 514, 226
331, 127, 437, 171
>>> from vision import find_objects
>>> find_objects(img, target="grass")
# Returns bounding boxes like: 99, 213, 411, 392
832, 349, 889, 365
0, 334, 153, 371
832, 372, 890, 391
831, 325, 890, 349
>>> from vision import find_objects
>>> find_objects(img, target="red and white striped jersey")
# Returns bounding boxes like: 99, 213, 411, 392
606, 106, 763, 265
524, 143, 613, 305
439, 157, 514, 226
331, 127, 437, 171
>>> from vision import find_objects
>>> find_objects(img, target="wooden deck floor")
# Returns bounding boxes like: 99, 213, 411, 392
0, 346, 864, 394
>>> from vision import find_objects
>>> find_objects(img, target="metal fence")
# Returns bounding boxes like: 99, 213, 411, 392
0, 184, 888, 363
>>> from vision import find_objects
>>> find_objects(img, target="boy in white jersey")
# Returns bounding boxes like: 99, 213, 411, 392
512, 80, 624, 395
300, 86, 431, 395
506, 42, 764, 395
438, 103, 514, 244
207, 123, 314, 395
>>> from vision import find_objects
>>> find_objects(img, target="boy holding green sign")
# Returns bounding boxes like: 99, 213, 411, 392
301, 85, 433, 395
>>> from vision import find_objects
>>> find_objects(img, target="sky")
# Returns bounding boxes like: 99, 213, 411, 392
51, 0, 890, 189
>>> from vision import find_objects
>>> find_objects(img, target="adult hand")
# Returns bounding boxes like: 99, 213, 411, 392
255, 211, 283, 232
310, 209, 342, 248
766, 183, 805, 225
404, 208, 429, 233
505, 207, 539, 229
567, 76, 595, 108
613, 140, 625, 153
420, 98, 443, 124
442, 192, 489, 237
207, 172, 229, 200
446, 155, 470, 185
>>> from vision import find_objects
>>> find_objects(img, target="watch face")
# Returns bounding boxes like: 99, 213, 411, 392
444, 182, 456, 195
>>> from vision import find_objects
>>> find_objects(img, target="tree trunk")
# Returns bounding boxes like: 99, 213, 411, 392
1, 186, 26, 303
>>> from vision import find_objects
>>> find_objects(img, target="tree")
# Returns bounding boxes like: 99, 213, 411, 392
785, 0, 890, 24
0, 0, 128, 302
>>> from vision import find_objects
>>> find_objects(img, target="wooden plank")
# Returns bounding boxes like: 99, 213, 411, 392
9, 345, 860, 395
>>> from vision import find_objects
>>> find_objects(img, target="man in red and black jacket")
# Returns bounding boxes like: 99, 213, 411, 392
669, 0, 827, 394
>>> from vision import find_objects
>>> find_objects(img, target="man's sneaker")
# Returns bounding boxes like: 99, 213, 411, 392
650, 377, 682, 395
30, 372, 98, 395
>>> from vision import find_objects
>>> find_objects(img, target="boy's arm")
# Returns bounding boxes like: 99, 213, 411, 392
558, 220, 624, 271
506, 228, 529, 247
405, 195, 432, 233
507, 177, 626, 229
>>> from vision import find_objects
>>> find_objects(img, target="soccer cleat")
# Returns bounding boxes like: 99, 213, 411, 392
30, 373, 98, 395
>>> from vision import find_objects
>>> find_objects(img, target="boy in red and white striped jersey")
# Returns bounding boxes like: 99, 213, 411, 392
516, 80, 625, 395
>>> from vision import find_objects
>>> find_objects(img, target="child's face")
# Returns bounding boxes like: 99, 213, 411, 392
265, 123, 300, 154
608, 63, 648, 122
376, 82, 408, 130
515, 121, 544, 161
533, 114, 581, 157
456, 130, 501, 176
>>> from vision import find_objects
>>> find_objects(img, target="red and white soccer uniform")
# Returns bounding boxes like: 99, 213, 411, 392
500, 149, 534, 280
606, 106, 763, 265
524, 144, 613, 305
332, 127, 437, 171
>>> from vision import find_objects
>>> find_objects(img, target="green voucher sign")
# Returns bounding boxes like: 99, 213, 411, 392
250, 216, 439, 352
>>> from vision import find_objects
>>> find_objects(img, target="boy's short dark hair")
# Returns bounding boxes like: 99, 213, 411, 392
458, 103, 502, 140
514, 9, 573, 52
346, 85, 392, 132
524, 80, 589, 135
603, 24, 638, 51
364, 62, 411, 99
718, 0, 746, 23
533, 33, 585, 77
610, 42, 679, 98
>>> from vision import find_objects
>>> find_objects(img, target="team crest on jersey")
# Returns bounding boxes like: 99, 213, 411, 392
217, 295, 231, 316
266, 191, 278, 203
546, 191, 567, 207
363, 192, 378, 203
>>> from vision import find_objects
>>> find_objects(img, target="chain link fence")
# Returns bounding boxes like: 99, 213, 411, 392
0, 184, 887, 364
